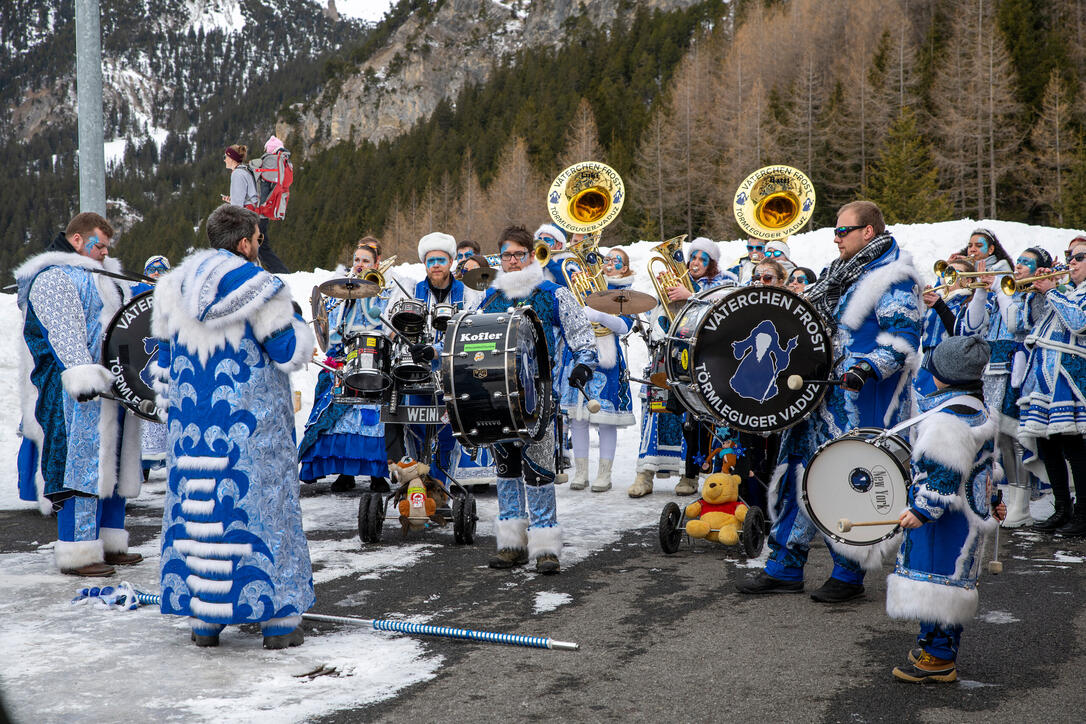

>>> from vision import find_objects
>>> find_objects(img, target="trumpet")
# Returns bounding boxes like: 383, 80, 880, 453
932, 260, 1011, 286
928, 279, 989, 295
648, 234, 693, 322
1000, 268, 1070, 295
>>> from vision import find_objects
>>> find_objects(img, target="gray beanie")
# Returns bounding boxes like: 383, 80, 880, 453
924, 335, 990, 386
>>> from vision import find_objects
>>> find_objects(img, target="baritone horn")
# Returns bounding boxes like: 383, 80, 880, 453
648, 234, 693, 321
1000, 268, 1069, 294
733, 165, 815, 240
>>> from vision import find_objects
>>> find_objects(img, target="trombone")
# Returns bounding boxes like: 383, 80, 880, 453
1000, 268, 1070, 295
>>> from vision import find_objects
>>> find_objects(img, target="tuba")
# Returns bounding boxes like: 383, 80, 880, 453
547, 162, 625, 337
648, 234, 693, 322
733, 165, 815, 241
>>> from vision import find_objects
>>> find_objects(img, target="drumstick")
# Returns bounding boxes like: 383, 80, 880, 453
836, 518, 899, 533
787, 374, 847, 391
573, 382, 602, 414
98, 392, 158, 417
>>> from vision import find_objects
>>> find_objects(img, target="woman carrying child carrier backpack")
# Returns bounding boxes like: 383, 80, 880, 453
223, 139, 290, 273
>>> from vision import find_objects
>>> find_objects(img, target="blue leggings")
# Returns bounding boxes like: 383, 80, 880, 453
918, 622, 962, 661
56, 494, 126, 542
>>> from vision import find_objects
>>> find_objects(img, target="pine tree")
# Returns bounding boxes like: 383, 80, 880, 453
864, 107, 953, 223
557, 98, 606, 169
1026, 69, 1077, 225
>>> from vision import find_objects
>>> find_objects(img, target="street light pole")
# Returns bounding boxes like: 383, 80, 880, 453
74, 0, 106, 215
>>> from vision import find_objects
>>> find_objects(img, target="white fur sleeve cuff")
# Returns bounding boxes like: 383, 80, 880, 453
61, 364, 114, 399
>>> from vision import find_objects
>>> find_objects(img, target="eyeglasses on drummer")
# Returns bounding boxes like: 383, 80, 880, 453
833, 225, 865, 238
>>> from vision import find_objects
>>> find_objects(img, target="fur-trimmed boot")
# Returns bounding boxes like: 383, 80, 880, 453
674, 475, 699, 496
569, 458, 589, 490
1001, 485, 1033, 528
528, 525, 562, 575
628, 470, 654, 498
591, 459, 613, 492
56, 539, 114, 577
101, 528, 143, 566
489, 516, 529, 569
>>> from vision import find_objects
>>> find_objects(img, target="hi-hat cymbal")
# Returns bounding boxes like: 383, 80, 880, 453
318, 277, 380, 299
461, 266, 498, 291
585, 289, 656, 315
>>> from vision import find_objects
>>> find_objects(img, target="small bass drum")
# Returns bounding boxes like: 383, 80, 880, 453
441, 308, 552, 447
102, 291, 165, 422
802, 428, 912, 546
665, 285, 831, 433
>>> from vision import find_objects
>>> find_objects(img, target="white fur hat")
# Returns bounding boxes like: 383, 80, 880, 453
688, 236, 720, 263
534, 224, 567, 247
417, 232, 456, 262
766, 239, 791, 259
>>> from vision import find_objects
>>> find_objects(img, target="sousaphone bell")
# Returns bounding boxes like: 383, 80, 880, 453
733, 165, 816, 240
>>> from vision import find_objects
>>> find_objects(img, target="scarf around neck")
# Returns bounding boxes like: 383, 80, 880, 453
805, 231, 895, 334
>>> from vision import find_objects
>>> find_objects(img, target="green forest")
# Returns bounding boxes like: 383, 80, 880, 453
9, 0, 1086, 276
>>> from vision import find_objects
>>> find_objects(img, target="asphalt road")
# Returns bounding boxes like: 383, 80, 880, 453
2, 489, 1084, 723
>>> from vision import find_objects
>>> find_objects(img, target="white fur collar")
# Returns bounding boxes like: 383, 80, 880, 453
840, 250, 923, 330
912, 410, 995, 475
14, 251, 126, 318
493, 261, 544, 299
606, 274, 636, 290
152, 248, 297, 366
945, 287, 973, 302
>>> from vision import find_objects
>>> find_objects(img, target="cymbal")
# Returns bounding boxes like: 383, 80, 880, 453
585, 289, 656, 315
318, 277, 380, 299
461, 266, 498, 291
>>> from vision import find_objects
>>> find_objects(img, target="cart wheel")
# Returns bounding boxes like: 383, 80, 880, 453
357, 493, 372, 544
367, 493, 385, 543
742, 506, 766, 558
453, 494, 477, 545
658, 502, 683, 554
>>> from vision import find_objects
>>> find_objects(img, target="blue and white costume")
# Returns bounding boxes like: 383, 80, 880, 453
1017, 282, 1086, 474
298, 293, 390, 482
480, 261, 598, 559
558, 274, 634, 426
914, 288, 972, 397
886, 389, 996, 662
152, 248, 315, 638
132, 280, 169, 473
15, 252, 143, 570
635, 305, 686, 477
765, 238, 922, 584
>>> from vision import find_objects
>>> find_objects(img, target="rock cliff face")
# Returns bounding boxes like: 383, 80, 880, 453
285, 0, 699, 151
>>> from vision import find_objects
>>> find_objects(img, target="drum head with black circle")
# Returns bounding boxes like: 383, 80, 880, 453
676, 286, 831, 433
803, 430, 910, 545
102, 291, 165, 422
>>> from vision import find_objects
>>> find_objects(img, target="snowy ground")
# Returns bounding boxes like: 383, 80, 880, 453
1, 218, 1083, 722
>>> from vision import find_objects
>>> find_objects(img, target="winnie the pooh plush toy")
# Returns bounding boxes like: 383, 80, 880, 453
391, 457, 447, 533
684, 453, 747, 545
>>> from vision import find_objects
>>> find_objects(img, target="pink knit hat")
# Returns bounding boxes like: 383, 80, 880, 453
264, 135, 285, 154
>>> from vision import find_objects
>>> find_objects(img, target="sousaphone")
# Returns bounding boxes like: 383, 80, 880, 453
546, 161, 624, 235
733, 165, 816, 240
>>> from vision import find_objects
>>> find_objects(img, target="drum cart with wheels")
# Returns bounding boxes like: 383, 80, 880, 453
657, 499, 766, 559
356, 384, 479, 546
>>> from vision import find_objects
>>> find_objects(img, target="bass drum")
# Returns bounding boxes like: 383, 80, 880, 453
102, 291, 165, 422
441, 308, 552, 447
665, 285, 831, 434
802, 428, 912, 546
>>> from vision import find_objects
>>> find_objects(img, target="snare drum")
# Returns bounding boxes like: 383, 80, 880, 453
431, 303, 456, 333
341, 331, 391, 398
802, 428, 912, 546
390, 298, 427, 339
441, 308, 552, 446
665, 285, 831, 434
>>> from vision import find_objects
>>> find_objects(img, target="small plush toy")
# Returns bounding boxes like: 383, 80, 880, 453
390, 457, 447, 533
684, 453, 747, 545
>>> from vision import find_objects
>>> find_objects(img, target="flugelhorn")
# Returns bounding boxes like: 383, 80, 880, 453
733, 165, 815, 240
648, 234, 692, 321
1000, 267, 1069, 295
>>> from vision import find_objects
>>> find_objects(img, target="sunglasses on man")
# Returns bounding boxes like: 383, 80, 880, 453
765, 249, 785, 258
145, 260, 169, 275
746, 243, 765, 252
1070, 252, 1086, 264
755, 274, 779, 283
833, 225, 865, 238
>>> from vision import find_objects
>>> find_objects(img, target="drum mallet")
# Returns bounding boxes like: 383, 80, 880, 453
988, 490, 1004, 575
572, 382, 602, 414
97, 392, 159, 417
787, 375, 847, 391
837, 518, 899, 533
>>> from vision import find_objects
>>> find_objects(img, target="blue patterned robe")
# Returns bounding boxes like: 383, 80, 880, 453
914, 288, 972, 397
152, 249, 315, 626
766, 239, 922, 581
887, 389, 996, 627
1017, 282, 1086, 480
15, 252, 142, 505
